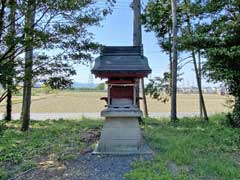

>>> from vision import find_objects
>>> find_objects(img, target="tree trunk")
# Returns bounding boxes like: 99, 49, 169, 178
184, 0, 208, 121
0, 91, 7, 103
170, 0, 178, 122
232, 96, 240, 128
21, 50, 33, 131
5, 0, 16, 121
5, 81, 12, 121
21, 0, 36, 131
169, 33, 173, 95
0, 0, 7, 41
192, 51, 208, 121
198, 50, 203, 117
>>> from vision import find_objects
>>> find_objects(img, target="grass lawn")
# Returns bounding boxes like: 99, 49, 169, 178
0, 115, 239, 180
0, 118, 102, 179
126, 114, 240, 180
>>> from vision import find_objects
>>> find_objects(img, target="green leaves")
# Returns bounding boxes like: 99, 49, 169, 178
142, 0, 173, 52
0, 0, 114, 108
145, 73, 171, 103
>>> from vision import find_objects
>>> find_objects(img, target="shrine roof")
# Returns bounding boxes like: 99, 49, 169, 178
91, 46, 152, 76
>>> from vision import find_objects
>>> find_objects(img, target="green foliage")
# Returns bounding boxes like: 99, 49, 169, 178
43, 77, 73, 89
30, 0, 114, 62
0, 0, 115, 104
0, 118, 102, 179
19, 160, 37, 172
96, 83, 105, 91
143, 0, 240, 126
230, 99, 240, 128
1, 116, 239, 179
142, 0, 172, 36
126, 115, 240, 180
31, 54, 77, 90
145, 72, 170, 103
0, 121, 7, 136
124, 157, 188, 180
32, 86, 53, 95
141, 0, 186, 53
141, 0, 180, 53
0, 168, 8, 180
187, 0, 240, 126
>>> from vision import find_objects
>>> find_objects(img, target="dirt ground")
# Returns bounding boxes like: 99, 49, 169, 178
0, 91, 231, 114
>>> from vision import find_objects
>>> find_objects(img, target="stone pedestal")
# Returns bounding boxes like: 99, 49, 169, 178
93, 109, 146, 154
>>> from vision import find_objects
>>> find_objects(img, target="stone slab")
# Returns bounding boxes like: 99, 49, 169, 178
101, 109, 142, 117
93, 141, 153, 155
104, 117, 140, 128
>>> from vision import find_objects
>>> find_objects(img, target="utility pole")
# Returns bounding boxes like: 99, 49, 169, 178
131, 0, 149, 117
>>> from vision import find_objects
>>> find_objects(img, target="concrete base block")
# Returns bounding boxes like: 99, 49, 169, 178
101, 109, 143, 117
94, 116, 151, 155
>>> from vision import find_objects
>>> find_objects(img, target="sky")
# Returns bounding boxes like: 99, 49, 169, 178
73, 0, 219, 88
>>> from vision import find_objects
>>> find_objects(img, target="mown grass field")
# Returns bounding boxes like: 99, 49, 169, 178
0, 91, 231, 113
0, 115, 239, 180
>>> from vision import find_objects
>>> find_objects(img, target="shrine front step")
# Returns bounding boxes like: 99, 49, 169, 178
94, 117, 144, 154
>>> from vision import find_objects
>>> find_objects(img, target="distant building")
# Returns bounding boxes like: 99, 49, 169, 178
202, 87, 216, 94
178, 86, 229, 95
178, 86, 199, 94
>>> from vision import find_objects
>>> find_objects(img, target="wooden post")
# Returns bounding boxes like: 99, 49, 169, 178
108, 85, 111, 106
141, 78, 148, 117
133, 84, 136, 106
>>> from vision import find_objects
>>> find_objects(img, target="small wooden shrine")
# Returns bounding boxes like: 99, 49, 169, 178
92, 46, 151, 154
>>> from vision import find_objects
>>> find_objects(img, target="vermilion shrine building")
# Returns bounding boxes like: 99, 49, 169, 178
92, 46, 151, 154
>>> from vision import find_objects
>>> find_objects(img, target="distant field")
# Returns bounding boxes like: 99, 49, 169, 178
0, 91, 231, 114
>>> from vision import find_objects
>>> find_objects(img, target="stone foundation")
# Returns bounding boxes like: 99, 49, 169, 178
94, 117, 142, 154
93, 109, 152, 155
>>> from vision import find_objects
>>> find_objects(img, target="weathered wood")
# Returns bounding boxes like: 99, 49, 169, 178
141, 78, 149, 117
95, 72, 149, 78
